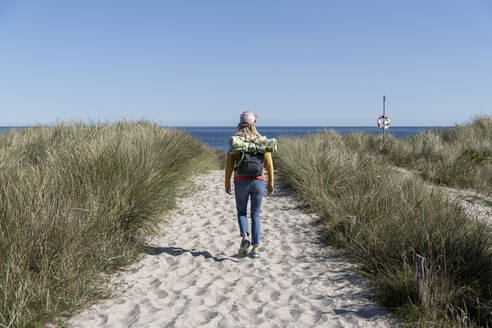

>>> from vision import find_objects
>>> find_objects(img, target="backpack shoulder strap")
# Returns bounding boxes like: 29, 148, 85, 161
233, 152, 245, 171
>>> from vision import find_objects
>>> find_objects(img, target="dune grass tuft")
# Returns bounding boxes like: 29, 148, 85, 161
275, 129, 492, 326
0, 121, 220, 327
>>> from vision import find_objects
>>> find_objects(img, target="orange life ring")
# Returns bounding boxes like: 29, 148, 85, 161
377, 115, 390, 129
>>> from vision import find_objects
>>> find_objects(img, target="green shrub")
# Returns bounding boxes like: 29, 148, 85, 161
461, 149, 492, 164
0, 121, 219, 327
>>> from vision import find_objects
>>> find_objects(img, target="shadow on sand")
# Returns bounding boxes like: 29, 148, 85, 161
143, 246, 239, 263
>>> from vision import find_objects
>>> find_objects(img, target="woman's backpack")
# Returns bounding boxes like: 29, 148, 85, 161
235, 152, 265, 176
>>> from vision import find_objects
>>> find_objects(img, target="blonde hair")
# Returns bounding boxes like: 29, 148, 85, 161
235, 121, 262, 140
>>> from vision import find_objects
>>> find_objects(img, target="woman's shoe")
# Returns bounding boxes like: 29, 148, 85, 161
250, 249, 260, 258
238, 236, 250, 257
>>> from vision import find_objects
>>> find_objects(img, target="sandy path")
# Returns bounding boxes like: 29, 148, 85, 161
68, 170, 394, 328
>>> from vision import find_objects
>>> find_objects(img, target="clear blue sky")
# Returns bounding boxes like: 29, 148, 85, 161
0, 1, 491, 126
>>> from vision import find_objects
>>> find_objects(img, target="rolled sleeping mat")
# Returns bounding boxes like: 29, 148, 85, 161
229, 136, 277, 153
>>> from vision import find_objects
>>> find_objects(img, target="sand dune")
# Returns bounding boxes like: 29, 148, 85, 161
68, 170, 395, 328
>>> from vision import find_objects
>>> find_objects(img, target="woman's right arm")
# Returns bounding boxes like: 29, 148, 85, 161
224, 151, 236, 194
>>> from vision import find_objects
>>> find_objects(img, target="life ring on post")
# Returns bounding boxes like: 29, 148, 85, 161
377, 115, 390, 129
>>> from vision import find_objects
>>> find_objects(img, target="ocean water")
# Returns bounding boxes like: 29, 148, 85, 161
173, 126, 443, 150
0, 126, 444, 150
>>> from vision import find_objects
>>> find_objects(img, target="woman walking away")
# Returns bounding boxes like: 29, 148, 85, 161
225, 110, 274, 258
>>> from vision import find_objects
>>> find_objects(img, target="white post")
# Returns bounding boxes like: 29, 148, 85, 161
414, 254, 428, 305
383, 96, 386, 141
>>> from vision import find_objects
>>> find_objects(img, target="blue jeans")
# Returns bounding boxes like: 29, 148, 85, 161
234, 179, 265, 246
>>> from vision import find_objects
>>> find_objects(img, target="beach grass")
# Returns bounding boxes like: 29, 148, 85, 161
274, 129, 492, 326
344, 115, 492, 195
0, 121, 220, 327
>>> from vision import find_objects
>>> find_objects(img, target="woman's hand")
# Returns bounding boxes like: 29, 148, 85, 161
225, 186, 232, 195
267, 185, 274, 195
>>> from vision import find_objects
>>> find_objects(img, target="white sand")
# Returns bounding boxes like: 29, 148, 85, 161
68, 170, 394, 328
